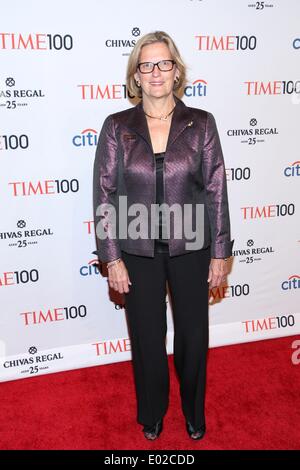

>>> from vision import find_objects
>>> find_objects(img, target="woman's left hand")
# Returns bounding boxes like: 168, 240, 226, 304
207, 258, 230, 288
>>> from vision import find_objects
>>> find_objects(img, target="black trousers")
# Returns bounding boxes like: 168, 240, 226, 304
122, 242, 211, 429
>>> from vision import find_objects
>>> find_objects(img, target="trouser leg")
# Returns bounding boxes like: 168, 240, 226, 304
122, 250, 169, 426
166, 247, 211, 429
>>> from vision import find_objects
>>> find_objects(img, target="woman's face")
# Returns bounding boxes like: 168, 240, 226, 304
134, 42, 179, 99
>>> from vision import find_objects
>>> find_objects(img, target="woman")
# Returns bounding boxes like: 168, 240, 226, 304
93, 31, 234, 440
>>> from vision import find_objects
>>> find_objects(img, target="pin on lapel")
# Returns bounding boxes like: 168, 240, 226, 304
187, 120, 194, 127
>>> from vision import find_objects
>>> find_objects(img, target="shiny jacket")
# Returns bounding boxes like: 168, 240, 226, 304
93, 94, 234, 263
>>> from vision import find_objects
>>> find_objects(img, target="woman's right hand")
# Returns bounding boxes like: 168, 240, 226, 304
108, 260, 132, 294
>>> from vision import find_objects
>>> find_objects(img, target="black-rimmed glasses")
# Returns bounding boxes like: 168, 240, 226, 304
137, 60, 176, 74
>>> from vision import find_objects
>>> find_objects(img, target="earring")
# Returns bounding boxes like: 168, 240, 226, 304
136, 80, 141, 87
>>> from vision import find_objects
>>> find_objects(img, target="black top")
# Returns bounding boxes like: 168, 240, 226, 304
154, 152, 169, 253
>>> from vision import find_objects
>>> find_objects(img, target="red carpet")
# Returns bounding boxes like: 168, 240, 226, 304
0, 335, 299, 450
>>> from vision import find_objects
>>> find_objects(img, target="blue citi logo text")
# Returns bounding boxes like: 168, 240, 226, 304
73, 128, 98, 147
184, 79, 208, 97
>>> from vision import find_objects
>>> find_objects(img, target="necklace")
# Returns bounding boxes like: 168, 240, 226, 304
143, 104, 176, 121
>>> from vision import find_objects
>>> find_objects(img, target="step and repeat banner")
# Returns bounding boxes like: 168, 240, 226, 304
1, 0, 299, 382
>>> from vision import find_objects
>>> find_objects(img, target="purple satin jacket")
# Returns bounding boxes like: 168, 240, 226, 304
93, 94, 234, 263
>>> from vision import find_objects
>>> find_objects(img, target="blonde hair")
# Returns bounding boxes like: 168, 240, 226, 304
126, 31, 187, 99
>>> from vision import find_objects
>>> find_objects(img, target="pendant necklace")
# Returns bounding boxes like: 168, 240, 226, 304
143, 104, 176, 121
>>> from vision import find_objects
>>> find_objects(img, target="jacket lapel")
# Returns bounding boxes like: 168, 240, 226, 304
166, 95, 193, 150
125, 94, 193, 153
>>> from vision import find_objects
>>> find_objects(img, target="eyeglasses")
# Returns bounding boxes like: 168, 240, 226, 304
137, 60, 176, 74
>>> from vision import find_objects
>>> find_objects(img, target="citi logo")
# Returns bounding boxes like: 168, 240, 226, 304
281, 275, 300, 291
284, 161, 300, 177
195, 35, 257, 51
80, 260, 101, 277
8, 179, 79, 196
72, 128, 98, 147
184, 79, 207, 97
0, 33, 73, 50
244, 80, 300, 95
241, 203, 295, 219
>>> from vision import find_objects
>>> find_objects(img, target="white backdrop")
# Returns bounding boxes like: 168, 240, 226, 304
1, 0, 299, 382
